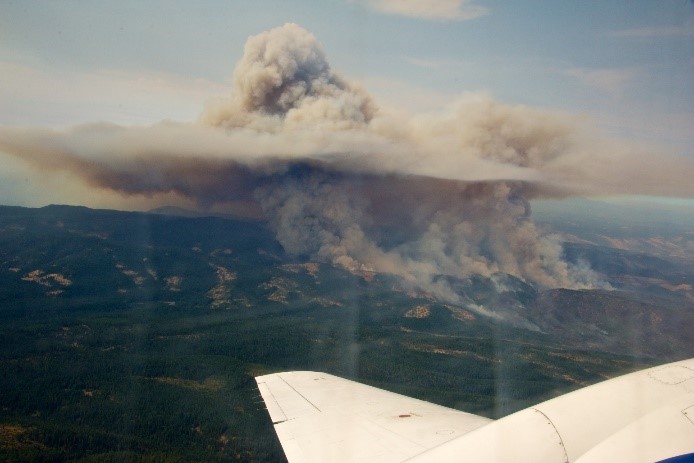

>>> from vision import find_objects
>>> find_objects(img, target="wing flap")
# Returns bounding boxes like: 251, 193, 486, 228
256, 381, 288, 424
256, 372, 322, 424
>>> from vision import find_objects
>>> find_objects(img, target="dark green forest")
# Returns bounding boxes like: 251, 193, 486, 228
0, 205, 683, 462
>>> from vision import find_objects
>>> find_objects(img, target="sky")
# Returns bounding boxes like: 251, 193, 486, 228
1, 1, 693, 134
0, 0, 693, 209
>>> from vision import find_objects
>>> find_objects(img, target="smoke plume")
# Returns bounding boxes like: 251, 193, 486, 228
2, 23, 693, 305
200, 23, 376, 131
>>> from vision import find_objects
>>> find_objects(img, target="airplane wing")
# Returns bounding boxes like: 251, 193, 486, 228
256, 358, 694, 463
254, 371, 492, 463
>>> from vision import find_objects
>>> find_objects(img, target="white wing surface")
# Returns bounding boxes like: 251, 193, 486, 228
254, 371, 492, 463
256, 358, 694, 463
407, 358, 694, 463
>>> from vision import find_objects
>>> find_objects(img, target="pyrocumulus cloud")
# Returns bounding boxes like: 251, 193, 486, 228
1, 23, 693, 304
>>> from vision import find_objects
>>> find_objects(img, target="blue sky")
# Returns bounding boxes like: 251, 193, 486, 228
0, 0, 693, 208
1, 1, 692, 139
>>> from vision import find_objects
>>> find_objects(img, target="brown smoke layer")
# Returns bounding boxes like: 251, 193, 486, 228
1, 23, 693, 303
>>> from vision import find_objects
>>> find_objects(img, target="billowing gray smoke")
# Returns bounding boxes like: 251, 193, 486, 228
201, 23, 376, 130
255, 170, 601, 301
2, 23, 692, 305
